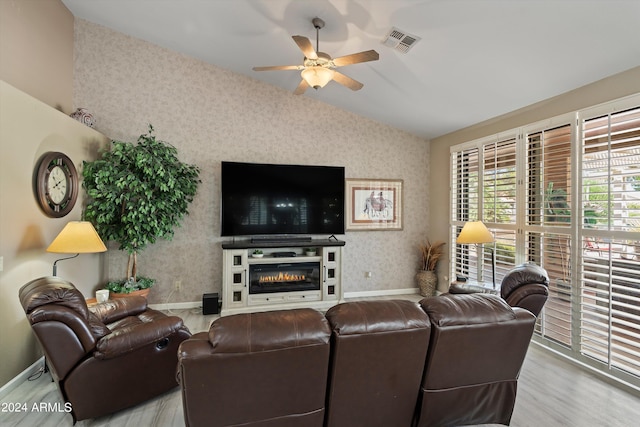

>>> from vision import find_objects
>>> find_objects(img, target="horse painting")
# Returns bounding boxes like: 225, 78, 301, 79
363, 191, 394, 219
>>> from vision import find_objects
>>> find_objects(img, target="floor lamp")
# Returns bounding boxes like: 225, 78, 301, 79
456, 221, 496, 288
47, 221, 107, 276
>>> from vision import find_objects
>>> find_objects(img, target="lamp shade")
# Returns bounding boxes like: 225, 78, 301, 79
456, 221, 495, 244
47, 221, 107, 254
301, 66, 334, 89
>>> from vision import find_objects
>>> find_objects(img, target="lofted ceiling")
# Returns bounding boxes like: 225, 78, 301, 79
61, 0, 640, 140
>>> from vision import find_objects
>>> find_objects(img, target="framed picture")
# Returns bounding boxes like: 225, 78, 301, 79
345, 179, 403, 231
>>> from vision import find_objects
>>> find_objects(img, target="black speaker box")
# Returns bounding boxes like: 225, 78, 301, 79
202, 293, 219, 315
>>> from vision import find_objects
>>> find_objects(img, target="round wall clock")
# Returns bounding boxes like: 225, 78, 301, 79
34, 151, 79, 218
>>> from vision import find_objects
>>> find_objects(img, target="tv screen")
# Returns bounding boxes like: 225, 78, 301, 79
221, 161, 345, 237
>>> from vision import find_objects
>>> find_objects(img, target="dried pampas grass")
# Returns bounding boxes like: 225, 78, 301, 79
420, 239, 446, 271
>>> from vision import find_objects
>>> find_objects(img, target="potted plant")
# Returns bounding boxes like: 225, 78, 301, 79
304, 248, 317, 256
252, 249, 264, 258
82, 124, 201, 297
105, 276, 155, 298
416, 239, 446, 297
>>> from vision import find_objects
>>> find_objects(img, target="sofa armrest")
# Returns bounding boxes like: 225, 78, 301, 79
30, 304, 97, 352
88, 296, 148, 324
94, 315, 186, 359
504, 283, 549, 316
504, 283, 548, 304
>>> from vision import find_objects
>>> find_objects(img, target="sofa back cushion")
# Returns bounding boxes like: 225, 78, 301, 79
420, 294, 535, 388
180, 308, 331, 427
415, 294, 536, 427
324, 300, 431, 427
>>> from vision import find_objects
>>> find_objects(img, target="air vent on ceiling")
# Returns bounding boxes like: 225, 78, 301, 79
382, 27, 421, 53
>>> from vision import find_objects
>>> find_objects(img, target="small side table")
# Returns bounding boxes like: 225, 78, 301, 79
449, 281, 500, 295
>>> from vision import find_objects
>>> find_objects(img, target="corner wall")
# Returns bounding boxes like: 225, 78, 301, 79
0, 0, 73, 113
0, 0, 109, 388
0, 81, 109, 388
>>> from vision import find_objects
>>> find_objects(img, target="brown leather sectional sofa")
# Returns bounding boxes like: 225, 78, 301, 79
177, 293, 537, 427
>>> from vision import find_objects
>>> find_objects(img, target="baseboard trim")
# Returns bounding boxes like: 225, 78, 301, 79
0, 357, 45, 400
343, 288, 420, 299
148, 301, 202, 311
149, 288, 421, 311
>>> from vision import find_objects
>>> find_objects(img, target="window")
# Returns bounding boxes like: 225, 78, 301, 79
524, 123, 573, 342
451, 135, 518, 286
580, 105, 640, 378
449, 95, 640, 388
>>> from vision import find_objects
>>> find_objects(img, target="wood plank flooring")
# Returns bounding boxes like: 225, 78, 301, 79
2, 298, 639, 426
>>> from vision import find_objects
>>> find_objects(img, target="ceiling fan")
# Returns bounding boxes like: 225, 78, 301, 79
252, 17, 379, 95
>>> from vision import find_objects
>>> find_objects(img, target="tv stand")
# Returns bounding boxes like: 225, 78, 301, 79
221, 239, 345, 316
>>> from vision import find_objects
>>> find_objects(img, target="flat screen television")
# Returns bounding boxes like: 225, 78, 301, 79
220, 161, 345, 237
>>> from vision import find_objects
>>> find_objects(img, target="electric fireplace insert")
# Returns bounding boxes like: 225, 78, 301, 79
249, 262, 321, 294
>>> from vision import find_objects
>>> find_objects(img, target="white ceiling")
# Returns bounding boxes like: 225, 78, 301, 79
61, 0, 640, 140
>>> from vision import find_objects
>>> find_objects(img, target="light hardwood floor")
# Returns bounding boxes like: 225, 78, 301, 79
2, 298, 639, 427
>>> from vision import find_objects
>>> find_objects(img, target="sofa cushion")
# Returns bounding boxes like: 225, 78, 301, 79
19, 276, 89, 319
325, 299, 430, 335
208, 307, 330, 353
422, 293, 516, 326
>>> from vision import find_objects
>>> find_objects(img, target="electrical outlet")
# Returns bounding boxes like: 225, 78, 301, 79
174, 280, 182, 291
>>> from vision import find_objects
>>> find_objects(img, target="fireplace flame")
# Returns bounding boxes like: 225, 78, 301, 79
259, 272, 306, 283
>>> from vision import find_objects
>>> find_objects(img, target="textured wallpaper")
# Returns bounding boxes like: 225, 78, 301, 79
73, 19, 431, 304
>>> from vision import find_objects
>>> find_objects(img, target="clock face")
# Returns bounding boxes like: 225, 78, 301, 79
34, 152, 79, 218
47, 165, 68, 204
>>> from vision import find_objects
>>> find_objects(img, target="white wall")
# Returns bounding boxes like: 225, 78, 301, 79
0, 81, 109, 387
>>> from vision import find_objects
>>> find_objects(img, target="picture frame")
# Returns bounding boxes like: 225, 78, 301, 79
345, 179, 403, 231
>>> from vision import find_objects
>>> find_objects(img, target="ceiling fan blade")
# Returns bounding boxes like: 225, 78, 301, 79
332, 71, 364, 91
332, 50, 379, 67
293, 79, 310, 95
292, 35, 318, 60
253, 65, 303, 71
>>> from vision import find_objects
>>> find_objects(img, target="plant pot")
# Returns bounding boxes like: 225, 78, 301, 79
416, 270, 438, 297
110, 287, 151, 299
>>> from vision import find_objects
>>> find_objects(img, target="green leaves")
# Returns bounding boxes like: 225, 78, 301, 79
82, 125, 201, 278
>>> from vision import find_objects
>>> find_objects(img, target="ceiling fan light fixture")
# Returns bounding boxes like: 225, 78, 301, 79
301, 66, 334, 89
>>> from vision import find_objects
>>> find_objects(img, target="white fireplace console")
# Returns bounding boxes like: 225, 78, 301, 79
221, 239, 345, 316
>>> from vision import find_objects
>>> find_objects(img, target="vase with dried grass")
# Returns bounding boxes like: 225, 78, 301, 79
416, 239, 446, 297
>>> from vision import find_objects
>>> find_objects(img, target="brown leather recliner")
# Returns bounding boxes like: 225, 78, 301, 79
501, 263, 549, 317
177, 308, 331, 427
18, 276, 191, 422
415, 294, 536, 427
324, 300, 431, 427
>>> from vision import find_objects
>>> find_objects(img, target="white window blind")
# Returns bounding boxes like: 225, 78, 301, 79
449, 95, 640, 389
451, 137, 517, 285
580, 106, 640, 377
451, 147, 481, 281
525, 124, 573, 344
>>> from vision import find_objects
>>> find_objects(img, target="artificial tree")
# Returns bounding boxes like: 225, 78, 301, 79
82, 125, 200, 292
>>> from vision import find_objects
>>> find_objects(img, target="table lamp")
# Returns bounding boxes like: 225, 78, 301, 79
456, 221, 496, 287
47, 221, 107, 276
